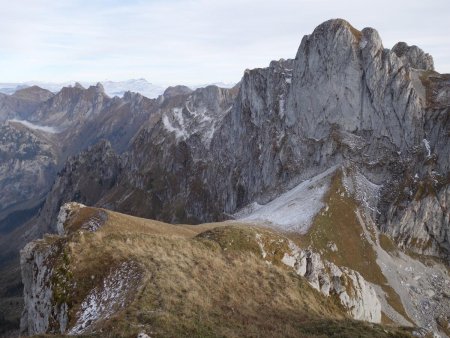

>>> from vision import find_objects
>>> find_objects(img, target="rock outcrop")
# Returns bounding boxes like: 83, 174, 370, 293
256, 233, 382, 322
20, 236, 67, 335
387, 184, 449, 258
20, 202, 111, 335
392, 42, 434, 71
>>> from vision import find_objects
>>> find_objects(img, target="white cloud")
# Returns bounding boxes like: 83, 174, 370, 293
0, 0, 448, 84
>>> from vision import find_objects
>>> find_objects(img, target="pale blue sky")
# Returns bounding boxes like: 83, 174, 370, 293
0, 0, 449, 85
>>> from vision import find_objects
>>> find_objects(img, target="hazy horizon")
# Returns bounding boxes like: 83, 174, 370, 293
1, 0, 449, 85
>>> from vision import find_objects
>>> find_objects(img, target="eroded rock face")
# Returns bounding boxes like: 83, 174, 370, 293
20, 237, 67, 335
0, 122, 58, 213
55, 202, 86, 236
279, 240, 381, 323
392, 42, 434, 71
387, 185, 449, 259
20, 202, 130, 336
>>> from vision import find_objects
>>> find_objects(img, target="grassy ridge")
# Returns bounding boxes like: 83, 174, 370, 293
42, 208, 414, 337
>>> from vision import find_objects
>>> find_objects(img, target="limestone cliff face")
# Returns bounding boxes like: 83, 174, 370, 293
101, 84, 239, 223
20, 202, 110, 336
392, 42, 435, 71
0, 122, 58, 213
20, 237, 67, 335
386, 184, 449, 258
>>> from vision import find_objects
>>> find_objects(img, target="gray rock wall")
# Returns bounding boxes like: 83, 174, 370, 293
20, 238, 67, 335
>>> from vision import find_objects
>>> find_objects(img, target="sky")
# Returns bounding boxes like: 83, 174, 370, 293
0, 0, 449, 86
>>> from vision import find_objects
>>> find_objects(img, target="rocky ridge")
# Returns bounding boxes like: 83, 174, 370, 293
0, 86, 54, 121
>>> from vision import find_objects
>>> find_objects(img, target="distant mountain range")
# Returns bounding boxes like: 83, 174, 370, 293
0, 79, 236, 99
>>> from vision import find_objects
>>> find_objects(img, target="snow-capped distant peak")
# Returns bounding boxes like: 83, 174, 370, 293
0, 79, 166, 99
0, 79, 237, 99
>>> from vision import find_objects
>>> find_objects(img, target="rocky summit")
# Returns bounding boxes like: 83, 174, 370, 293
0, 18, 448, 337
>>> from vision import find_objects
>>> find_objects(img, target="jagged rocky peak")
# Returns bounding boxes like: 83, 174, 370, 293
392, 41, 435, 71
287, 18, 433, 150
84, 82, 107, 96
58, 81, 105, 98
93, 82, 105, 93
33, 80, 110, 127
163, 85, 193, 98
189, 84, 234, 112
73, 82, 85, 90
51, 84, 93, 104
316, 18, 362, 39
122, 90, 144, 102
295, 19, 364, 60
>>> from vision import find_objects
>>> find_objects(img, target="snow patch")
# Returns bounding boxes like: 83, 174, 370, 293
69, 261, 142, 335
162, 108, 189, 140
422, 139, 431, 157
235, 166, 338, 233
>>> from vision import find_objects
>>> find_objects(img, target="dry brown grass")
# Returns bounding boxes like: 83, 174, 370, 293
45, 206, 415, 338
63, 221, 340, 336
64, 207, 102, 233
